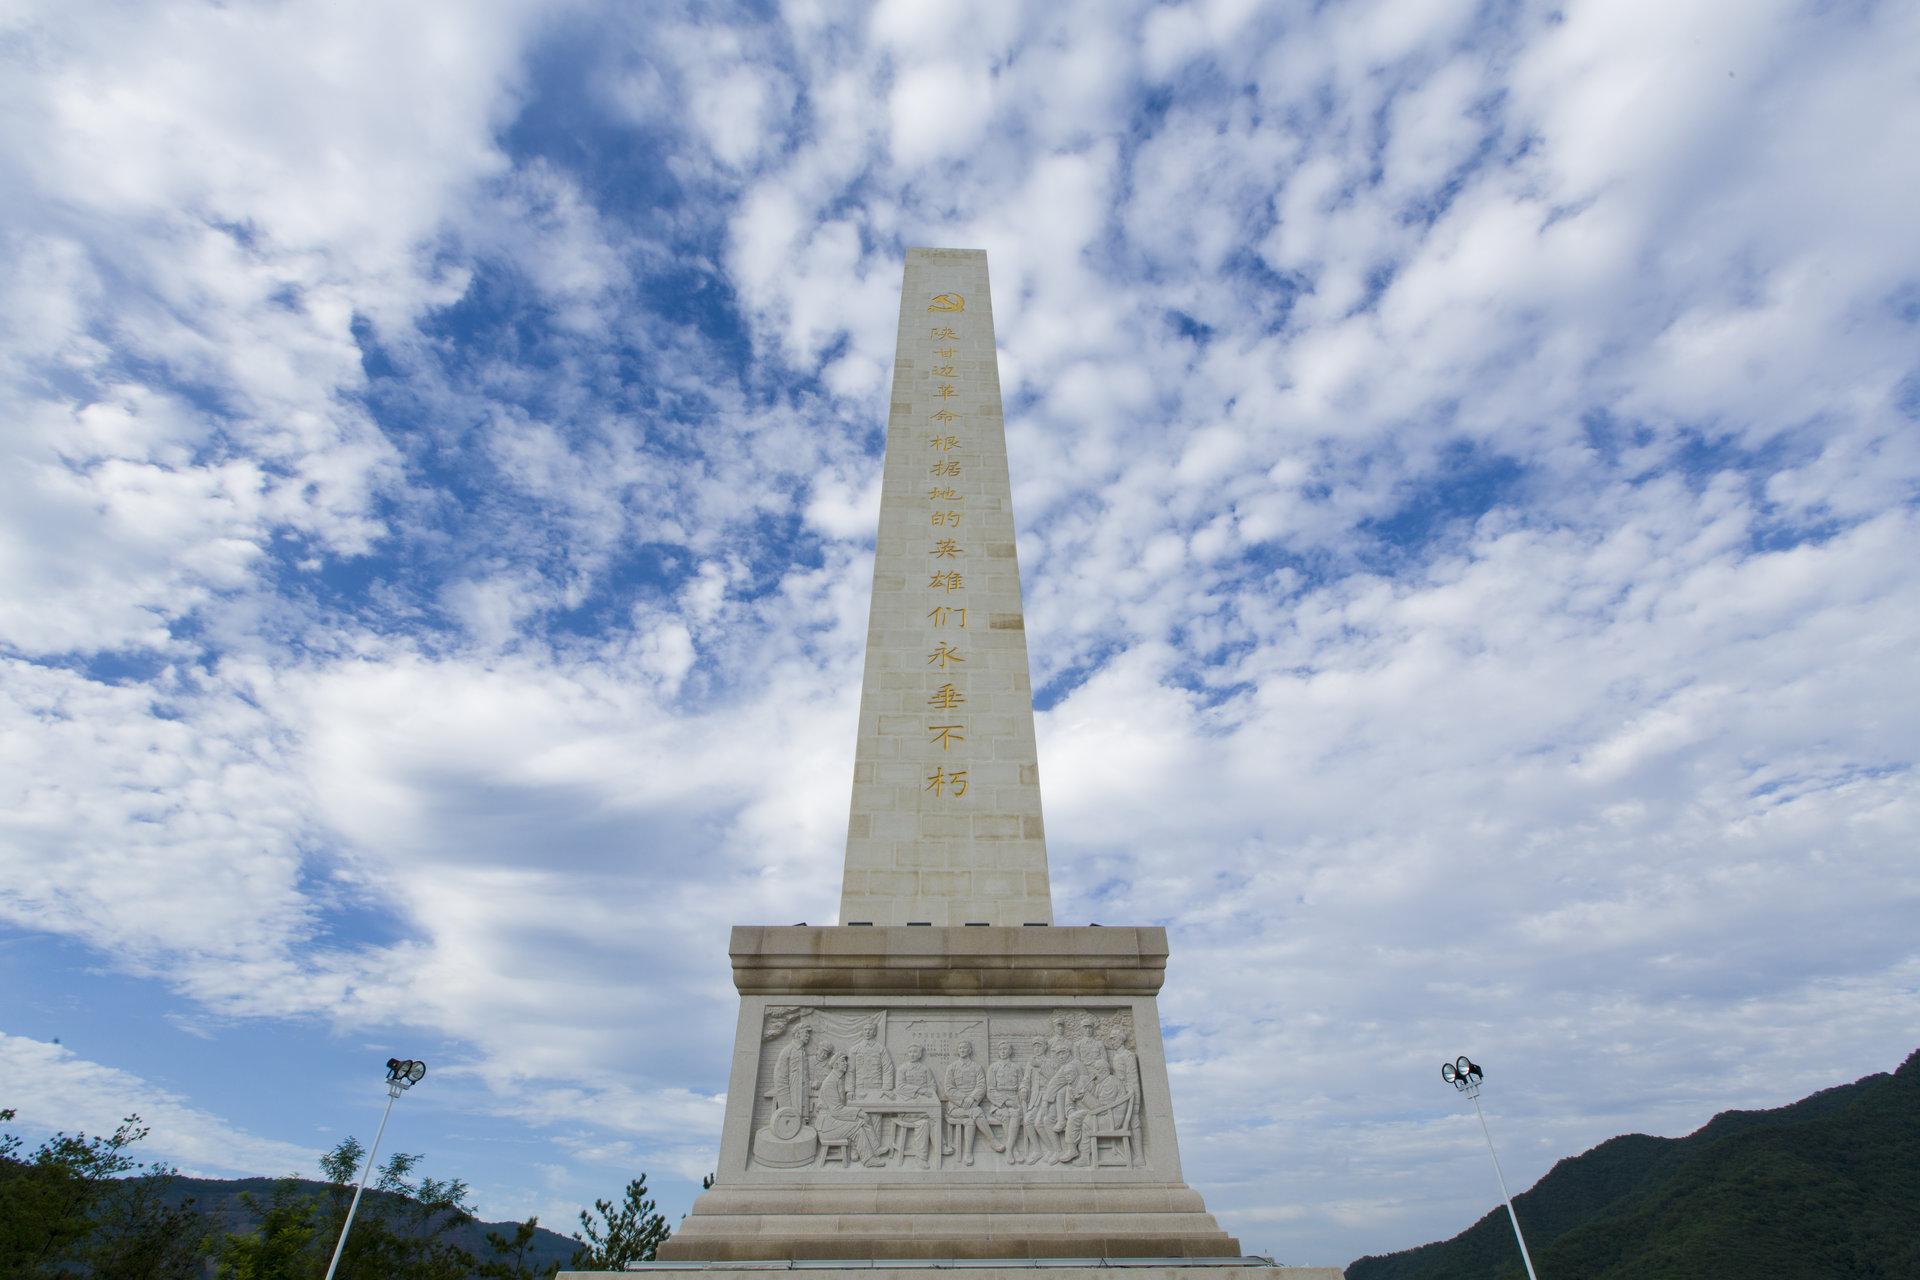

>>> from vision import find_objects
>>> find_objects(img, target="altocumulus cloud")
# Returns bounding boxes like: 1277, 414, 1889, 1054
1, 0, 1917, 1264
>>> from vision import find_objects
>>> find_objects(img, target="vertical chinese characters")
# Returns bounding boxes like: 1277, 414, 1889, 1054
924, 311, 967, 801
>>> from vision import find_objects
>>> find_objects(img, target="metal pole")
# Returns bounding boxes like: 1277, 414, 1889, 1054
1471, 1093, 1539, 1280
323, 1086, 398, 1280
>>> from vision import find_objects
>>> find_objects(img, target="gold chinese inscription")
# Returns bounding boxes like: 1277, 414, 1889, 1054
923, 305, 971, 798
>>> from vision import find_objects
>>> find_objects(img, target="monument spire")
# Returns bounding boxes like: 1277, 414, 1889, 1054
841, 248, 1052, 928
635, 249, 1265, 1279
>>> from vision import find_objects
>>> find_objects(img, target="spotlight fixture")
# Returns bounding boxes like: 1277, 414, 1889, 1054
1441, 1056, 1482, 1094
386, 1057, 428, 1090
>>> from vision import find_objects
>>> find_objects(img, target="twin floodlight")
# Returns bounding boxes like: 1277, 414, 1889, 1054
385, 1058, 427, 1090
1441, 1055, 1483, 1094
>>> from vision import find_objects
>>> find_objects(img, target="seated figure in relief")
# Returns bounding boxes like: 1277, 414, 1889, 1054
1039, 1051, 1084, 1161
887, 1042, 941, 1168
813, 1052, 890, 1167
941, 1040, 996, 1165
983, 1040, 1025, 1161
1058, 1028, 1130, 1166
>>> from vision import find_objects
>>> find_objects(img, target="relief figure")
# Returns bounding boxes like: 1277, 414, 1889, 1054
773, 1023, 812, 1114
1057, 1027, 1132, 1166
814, 1052, 891, 1167
1107, 1025, 1144, 1164
984, 1040, 1025, 1162
1018, 1036, 1057, 1165
849, 1020, 896, 1150
940, 1040, 996, 1165
751, 1022, 820, 1168
850, 1020, 896, 1098
887, 1042, 941, 1168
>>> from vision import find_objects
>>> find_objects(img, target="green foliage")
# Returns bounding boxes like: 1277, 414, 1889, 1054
209, 1179, 323, 1280
570, 1175, 671, 1270
1349, 1047, 1920, 1280
477, 1217, 559, 1280
2, 1102, 670, 1280
213, 1139, 478, 1280
0, 1107, 205, 1280
83, 1165, 209, 1280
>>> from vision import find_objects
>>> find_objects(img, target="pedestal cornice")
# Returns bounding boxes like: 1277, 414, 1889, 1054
730, 927, 1168, 998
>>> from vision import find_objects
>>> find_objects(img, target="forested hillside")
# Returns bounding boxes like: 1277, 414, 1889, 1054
1348, 1046, 1920, 1280
0, 1112, 669, 1279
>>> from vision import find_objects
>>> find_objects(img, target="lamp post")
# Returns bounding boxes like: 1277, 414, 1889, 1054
1442, 1056, 1539, 1280
323, 1057, 427, 1280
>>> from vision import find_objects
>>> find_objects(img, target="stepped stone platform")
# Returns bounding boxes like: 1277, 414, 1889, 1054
558, 1262, 1342, 1279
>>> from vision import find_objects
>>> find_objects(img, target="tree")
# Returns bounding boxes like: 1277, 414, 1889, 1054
478, 1217, 559, 1280
0, 1107, 204, 1280
208, 1179, 322, 1280
570, 1176, 670, 1270
213, 1138, 478, 1280
84, 1164, 208, 1280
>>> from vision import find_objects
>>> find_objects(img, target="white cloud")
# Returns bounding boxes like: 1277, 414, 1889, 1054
887, 61, 994, 167
0, 1034, 319, 1178
2, 0, 1918, 1265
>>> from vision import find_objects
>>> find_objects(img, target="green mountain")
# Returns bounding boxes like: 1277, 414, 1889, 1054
172, 1174, 582, 1270
1347, 1046, 1920, 1280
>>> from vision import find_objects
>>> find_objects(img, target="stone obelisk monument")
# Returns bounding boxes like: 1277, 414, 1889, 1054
597, 250, 1330, 1279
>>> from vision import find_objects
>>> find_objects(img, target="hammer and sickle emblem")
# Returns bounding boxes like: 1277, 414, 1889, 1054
928, 293, 965, 312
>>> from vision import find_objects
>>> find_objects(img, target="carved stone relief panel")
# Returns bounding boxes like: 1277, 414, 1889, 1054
747, 1005, 1146, 1173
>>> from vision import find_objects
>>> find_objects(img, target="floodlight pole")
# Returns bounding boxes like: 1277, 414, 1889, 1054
1469, 1088, 1539, 1280
1443, 1058, 1538, 1280
324, 1060, 423, 1280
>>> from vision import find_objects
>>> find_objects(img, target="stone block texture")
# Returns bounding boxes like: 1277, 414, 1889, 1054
839, 248, 1052, 928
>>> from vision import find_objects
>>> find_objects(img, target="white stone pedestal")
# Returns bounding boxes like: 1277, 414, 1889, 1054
654, 927, 1242, 1263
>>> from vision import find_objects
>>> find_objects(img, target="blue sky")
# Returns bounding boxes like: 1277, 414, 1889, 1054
3, 0, 1918, 1266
